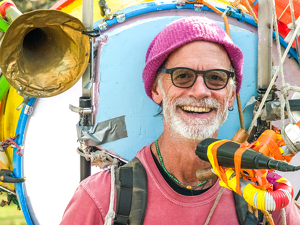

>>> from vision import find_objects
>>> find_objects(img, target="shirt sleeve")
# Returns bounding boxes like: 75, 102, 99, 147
272, 200, 300, 225
60, 185, 104, 225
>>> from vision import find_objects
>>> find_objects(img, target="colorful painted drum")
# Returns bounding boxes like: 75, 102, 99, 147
8, 0, 300, 224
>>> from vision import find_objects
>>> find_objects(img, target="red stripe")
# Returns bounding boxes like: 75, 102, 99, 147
0, 2, 15, 17
50, 0, 76, 10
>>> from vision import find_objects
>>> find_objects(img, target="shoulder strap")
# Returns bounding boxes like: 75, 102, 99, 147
232, 191, 267, 225
114, 157, 147, 225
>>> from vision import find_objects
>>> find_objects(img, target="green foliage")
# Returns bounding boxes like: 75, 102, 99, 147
0, 193, 26, 225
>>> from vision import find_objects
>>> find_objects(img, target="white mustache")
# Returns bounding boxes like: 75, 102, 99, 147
173, 97, 221, 109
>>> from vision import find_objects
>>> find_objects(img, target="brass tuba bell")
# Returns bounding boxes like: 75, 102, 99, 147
0, 9, 90, 98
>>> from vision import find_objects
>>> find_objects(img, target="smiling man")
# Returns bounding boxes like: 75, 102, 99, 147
61, 17, 300, 225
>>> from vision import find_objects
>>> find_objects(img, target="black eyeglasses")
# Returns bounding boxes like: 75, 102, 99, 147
160, 67, 234, 90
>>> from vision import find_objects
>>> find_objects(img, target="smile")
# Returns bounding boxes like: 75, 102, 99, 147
180, 106, 212, 113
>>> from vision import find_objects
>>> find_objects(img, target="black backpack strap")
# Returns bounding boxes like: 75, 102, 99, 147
114, 157, 147, 225
232, 191, 267, 225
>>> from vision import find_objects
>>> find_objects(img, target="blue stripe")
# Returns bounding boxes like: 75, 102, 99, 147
94, 1, 299, 64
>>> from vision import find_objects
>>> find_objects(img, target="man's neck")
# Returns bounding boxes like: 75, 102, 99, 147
152, 125, 218, 188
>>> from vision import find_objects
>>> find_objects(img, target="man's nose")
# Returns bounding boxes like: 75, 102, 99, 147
187, 75, 211, 99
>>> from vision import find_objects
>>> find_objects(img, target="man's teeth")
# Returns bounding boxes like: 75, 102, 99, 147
181, 106, 211, 113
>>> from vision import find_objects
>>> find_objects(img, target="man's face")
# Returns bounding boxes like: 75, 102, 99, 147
152, 41, 236, 141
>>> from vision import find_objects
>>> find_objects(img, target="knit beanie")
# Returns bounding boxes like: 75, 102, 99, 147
142, 16, 244, 101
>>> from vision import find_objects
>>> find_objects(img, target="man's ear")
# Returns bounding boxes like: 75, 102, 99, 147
151, 81, 163, 105
228, 89, 236, 109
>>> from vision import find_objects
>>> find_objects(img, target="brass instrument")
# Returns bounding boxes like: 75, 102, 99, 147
0, 9, 90, 98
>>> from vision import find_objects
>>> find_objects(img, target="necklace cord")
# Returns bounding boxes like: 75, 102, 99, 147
155, 139, 208, 189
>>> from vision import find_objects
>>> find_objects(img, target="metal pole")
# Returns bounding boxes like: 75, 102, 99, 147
80, 0, 94, 182
257, 0, 273, 90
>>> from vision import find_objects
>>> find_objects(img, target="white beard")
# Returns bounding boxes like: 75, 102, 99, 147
162, 94, 230, 141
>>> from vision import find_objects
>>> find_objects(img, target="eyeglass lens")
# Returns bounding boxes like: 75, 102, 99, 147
172, 68, 229, 89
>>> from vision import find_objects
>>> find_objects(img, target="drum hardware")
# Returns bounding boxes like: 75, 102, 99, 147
221, 7, 230, 17
69, 105, 93, 115
194, 4, 204, 12
24, 104, 33, 116
82, 29, 101, 38
98, 0, 125, 23
176, 1, 185, 9
98, 21, 108, 31
98, 12, 126, 31
0, 185, 16, 196
15, 94, 30, 111
98, 0, 111, 17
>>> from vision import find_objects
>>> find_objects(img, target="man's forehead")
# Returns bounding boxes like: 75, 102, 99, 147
165, 41, 230, 68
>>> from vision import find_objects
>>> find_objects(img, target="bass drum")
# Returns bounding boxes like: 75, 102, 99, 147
13, 1, 300, 224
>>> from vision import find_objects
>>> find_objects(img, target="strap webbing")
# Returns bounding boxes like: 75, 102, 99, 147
114, 157, 147, 225
114, 167, 133, 225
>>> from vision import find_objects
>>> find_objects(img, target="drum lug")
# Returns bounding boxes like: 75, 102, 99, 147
116, 13, 125, 23
98, 21, 108, 31
98, 12, 125, 31
194, 4, 204, 12
24, 105, 33, 115
176, 2, 185, 9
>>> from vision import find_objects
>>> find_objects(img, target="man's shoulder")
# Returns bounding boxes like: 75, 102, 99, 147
79, 170, 112, 206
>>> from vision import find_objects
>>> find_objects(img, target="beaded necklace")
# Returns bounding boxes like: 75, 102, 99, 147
155, 139, 208, 190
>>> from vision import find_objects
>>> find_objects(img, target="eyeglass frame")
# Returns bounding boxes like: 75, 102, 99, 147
159, 67, 235, 90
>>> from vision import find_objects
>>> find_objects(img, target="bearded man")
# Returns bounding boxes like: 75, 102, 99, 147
60, 17, 300, 225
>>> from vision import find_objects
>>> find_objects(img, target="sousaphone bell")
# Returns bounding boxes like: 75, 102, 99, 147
0, 9, 90, 98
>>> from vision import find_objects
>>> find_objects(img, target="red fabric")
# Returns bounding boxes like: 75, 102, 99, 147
0, 2, 15, 17
277, 20, 300, 50
60, 144, 300, 224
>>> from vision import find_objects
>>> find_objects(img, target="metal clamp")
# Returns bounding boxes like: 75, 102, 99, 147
98, 21, 108, 31
82, 29, 101, 38
24, 105, 33, 115
194, 4, 204, 12
69, 104, 93, 114
176, 2, 185, 9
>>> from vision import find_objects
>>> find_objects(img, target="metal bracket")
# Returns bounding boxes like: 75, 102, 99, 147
103, 13, 125, 23
16, 94, 30, 111
194, 4, 204, 12
98, 13, 125, 31
69, 104, 93, 114
176, 2, 185, 9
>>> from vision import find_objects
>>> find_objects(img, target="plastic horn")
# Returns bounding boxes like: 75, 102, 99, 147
196, 128, 249, 181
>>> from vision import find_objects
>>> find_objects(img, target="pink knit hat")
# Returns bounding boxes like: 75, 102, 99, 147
142, 16, 244, 100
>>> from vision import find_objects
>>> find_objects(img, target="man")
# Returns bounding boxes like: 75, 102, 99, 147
60, 17, 300, 225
